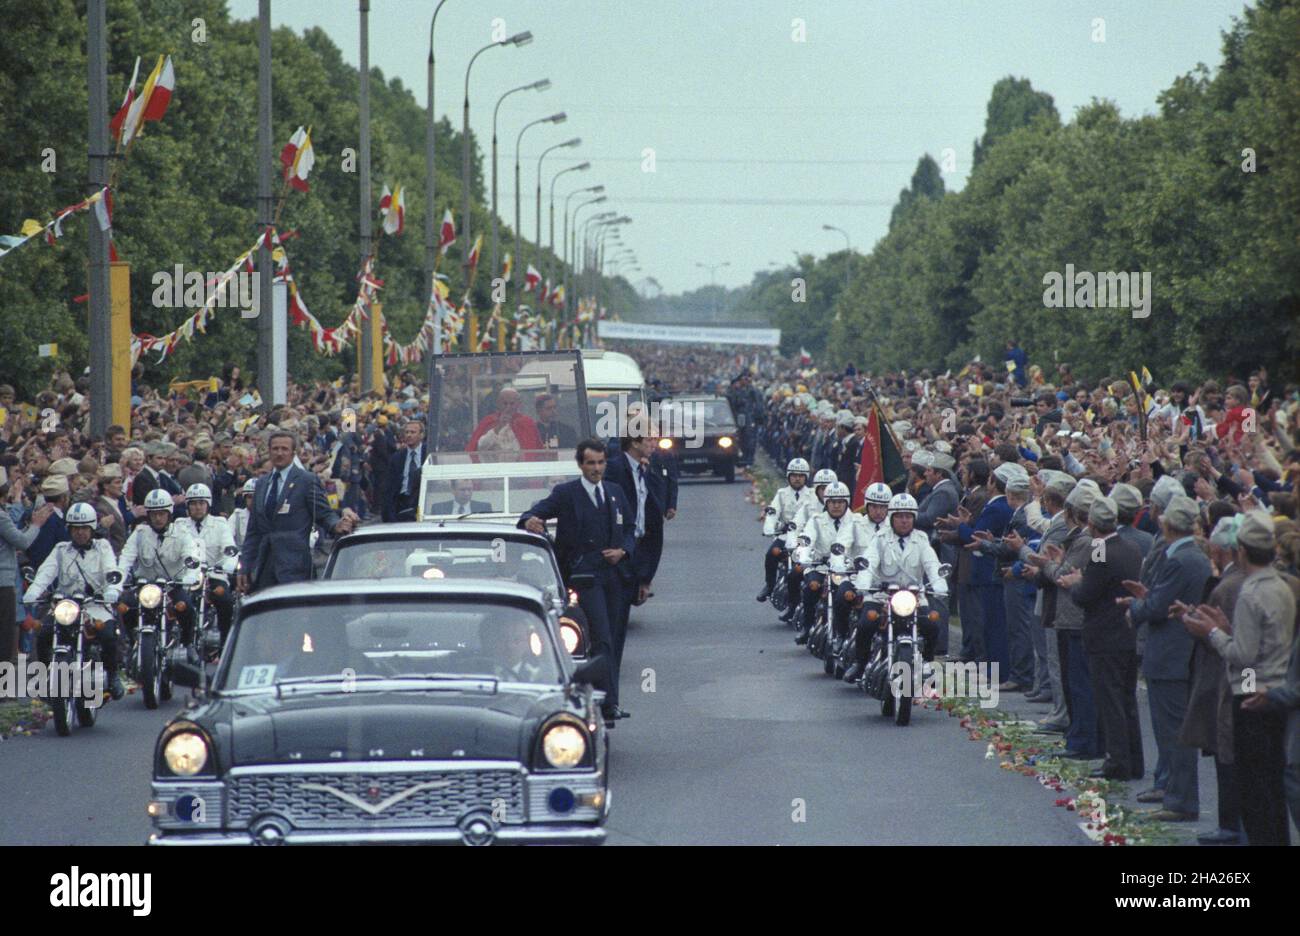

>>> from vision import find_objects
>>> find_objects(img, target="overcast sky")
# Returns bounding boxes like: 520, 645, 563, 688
229, 0, 1252, 295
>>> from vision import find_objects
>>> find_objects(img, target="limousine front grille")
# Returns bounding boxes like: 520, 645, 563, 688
227, 764, 525, 827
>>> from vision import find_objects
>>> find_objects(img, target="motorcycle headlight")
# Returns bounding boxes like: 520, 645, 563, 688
163, 732, 209, 776
830, 573, 846, 586
139, 584, 163, 609
559, 617, 583, 655
542, 722, 587, 768
53, 599, 80, 626
718, 436, 733, 449
890, 590, 918, 618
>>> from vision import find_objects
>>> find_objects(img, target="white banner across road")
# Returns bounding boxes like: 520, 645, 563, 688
597, 320, 781, 346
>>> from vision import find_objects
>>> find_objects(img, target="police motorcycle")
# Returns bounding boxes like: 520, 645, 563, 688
794, 481, 852, 652
42, 591, 115, 735
177, 484, 240, 684
782, 468, 838, 628
823, 483, 893, 679
759, 458, 813, 615
856, 495, 951, 727
106, 489, 202, 710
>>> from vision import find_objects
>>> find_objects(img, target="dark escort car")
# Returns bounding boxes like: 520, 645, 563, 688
147, 580, 608, 846
656, 394, 740, 483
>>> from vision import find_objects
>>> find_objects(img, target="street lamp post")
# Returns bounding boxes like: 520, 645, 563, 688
462, 31, 532, 308
822, 224, 851, 292
696, 260, 730, 322
425, 0, 453, 356
536, 137, 580, 281
570, 199, 608, 336
563, 185, 602, 322
513, 112, 565, 288
549, 162, 589, 283
491, 79, 549, 286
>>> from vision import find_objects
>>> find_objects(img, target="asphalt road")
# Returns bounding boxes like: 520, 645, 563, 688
2, 474, 1103, 846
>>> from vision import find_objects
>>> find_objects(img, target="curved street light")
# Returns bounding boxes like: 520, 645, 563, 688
536, 137, 580, 274
425, 0, 454, 350
513, 111, 565, 286
490, 78, 549, 280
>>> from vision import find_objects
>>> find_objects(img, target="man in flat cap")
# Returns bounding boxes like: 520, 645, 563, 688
1185, 511, 1296, 844
1110, 482, 1154, 559
28, 475, 72, 570
1057, 495, 1145, 781
1118, 493, 1211, 821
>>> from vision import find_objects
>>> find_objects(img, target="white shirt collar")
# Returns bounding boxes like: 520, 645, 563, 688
580, 476, 604, 503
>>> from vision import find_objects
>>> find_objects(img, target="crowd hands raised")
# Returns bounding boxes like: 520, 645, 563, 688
747, 343, 1298, 846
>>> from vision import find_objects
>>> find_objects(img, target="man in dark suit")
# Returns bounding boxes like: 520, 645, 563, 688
1118, 494, 1211, 821
428, 479, 494, 516
520, 438, 635, 725
1058, 495, 1145, 781
384, 419, 428, 523
237, 432, 357, 592
131, 441, 167, 507
533, 392, 578, 451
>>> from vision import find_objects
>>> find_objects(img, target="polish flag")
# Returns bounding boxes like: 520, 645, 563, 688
799, 347, 812, 366
524, 264, 541, 292
438, 209, 455, 254
538, 279, 550, 304
466, 234, 482, 272
379, 184, 404, 235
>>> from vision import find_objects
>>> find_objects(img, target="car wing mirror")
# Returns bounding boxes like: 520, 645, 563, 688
171, 660, 204, 690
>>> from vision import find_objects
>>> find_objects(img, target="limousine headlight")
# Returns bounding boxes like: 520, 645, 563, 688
559, 617, 583, 655
718, 436, 734, 449
658, 438, 673, 450
542, 723, 587, 768
163, 731, 209, 776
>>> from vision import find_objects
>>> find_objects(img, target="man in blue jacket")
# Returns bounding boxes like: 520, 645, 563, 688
945, 462, 1017, 678
1118, 494, 1211, 822
521, 438, 636, 726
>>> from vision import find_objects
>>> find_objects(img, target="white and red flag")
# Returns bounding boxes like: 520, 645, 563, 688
438, 209, 455, 255
524, 264, 541, 292
379, 183, 405, 235
279, 126, 315, 192
109, 57, 141, 142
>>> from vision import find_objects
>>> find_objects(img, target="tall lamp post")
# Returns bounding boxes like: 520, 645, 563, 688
569, 198, 608, 330
696, 260, 730, 321
536, 137, 580, 275
462, 31, 532, 299
822, 224, 851, 291
513, 112, 566, 287
491, 78, 549, 282
563, 184, 602, 320
425, 0, 453, 353
548, 161, 589, 284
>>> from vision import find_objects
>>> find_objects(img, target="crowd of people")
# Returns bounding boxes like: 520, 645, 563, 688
745, 348, 1299, 846
2, 340, 1298, 844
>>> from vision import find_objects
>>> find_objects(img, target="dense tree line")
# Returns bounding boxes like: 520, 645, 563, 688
722, 0, 1298, 383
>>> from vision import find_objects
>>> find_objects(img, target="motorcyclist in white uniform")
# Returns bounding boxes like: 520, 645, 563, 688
844, 492, 948, 682
779, 467, 839, 623
108, 488, 203, 647
829, 482, 892, 650
795, 481, 852, 644
758, 458, 815, 603
23, 502, 125, 699
174, 484, 239, 644
229, 478, 256, 547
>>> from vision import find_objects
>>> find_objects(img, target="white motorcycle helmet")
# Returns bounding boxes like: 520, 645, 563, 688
66, 502, 98, 526
785, 457, 811, 478
241, 479, 258, 496
185, 483, 212, 502
823, 482, 851, 503
864, 482, 893, 506
812, 468, 838, 486
887, 492, 919, 517
144, 488, 173, 511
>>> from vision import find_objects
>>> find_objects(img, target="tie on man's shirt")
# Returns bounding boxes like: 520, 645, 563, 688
265, 471, 281, 518
898, 536, 907, 551
594, 482, 604, 511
